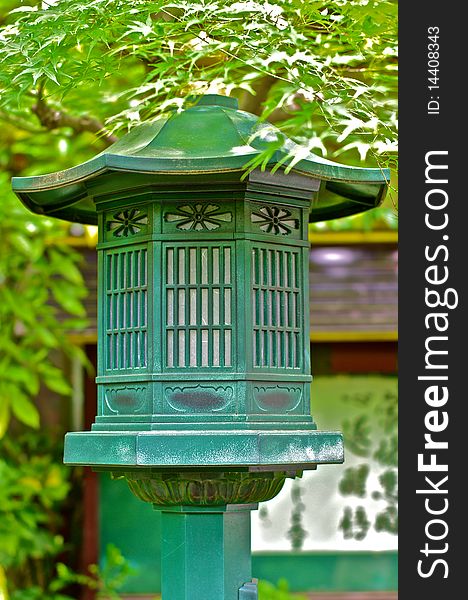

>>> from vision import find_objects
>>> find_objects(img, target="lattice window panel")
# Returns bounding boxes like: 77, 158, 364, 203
252, 246, 302, 369
105, 247, 148, 370
164, 245, 233, 369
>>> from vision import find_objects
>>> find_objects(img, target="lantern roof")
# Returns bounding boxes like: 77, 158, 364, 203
12, 94, 390, 225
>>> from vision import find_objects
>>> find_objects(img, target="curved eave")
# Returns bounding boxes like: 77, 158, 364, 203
12, 152, 390, 226
291, 158, 389, 222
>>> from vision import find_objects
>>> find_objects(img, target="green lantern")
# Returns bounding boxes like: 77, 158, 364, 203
12, 94, 389, 600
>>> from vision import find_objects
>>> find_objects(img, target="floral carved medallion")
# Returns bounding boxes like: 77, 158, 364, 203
251, 206, 299, 235
165, 204, 232, 231
107, 209, 148, 237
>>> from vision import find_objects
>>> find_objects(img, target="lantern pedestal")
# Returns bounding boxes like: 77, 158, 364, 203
64, 430, 344, 468
160, 504, 256, 600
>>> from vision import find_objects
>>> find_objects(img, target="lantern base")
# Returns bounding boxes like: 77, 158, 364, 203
63, 429, 343, 468
120, 469, 289, 506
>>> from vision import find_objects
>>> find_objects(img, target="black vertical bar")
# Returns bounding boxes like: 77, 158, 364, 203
399, 3, 464, 598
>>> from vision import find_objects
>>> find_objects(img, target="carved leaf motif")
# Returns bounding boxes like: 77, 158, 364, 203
105, 386, 147, 414
165, 385, 233, 412
125, 471, 288, 506
254, 385, 302, 412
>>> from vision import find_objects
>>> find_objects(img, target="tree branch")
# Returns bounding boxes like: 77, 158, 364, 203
239, 76, 276, 115
31, 89, 117, 145
0, 111, 44, 134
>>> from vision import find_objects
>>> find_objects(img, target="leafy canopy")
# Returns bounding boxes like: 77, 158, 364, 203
0, 0, 397, 168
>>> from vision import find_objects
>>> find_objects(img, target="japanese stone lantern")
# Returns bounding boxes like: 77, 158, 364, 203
12, 94, 389, 600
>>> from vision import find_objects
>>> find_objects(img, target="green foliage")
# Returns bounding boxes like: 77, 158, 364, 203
47, 544, 137, 600
338, 386, 398, 540
309, 205, 398, 232
258, 578, 307, 600
286, 482, 307, 551
339, 506, 371, 541
0, 69, 92, 591
8, 543, 135, 600
342, 415, 372, 457
0, 173, 88, 436
338, 463, 370, 497
0, 1, 397, 205
0, 431, 136, 599
0, 432, 71, 594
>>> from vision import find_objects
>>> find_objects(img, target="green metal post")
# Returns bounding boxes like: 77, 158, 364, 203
160, 505, 255, 600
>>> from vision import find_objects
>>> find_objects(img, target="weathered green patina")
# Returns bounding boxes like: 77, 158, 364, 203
12, 95, 389, 600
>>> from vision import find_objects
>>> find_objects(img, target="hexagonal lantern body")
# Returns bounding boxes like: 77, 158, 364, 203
90, 168, 322, 456
12, 94, 389, 599
95, 170, 314, 431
